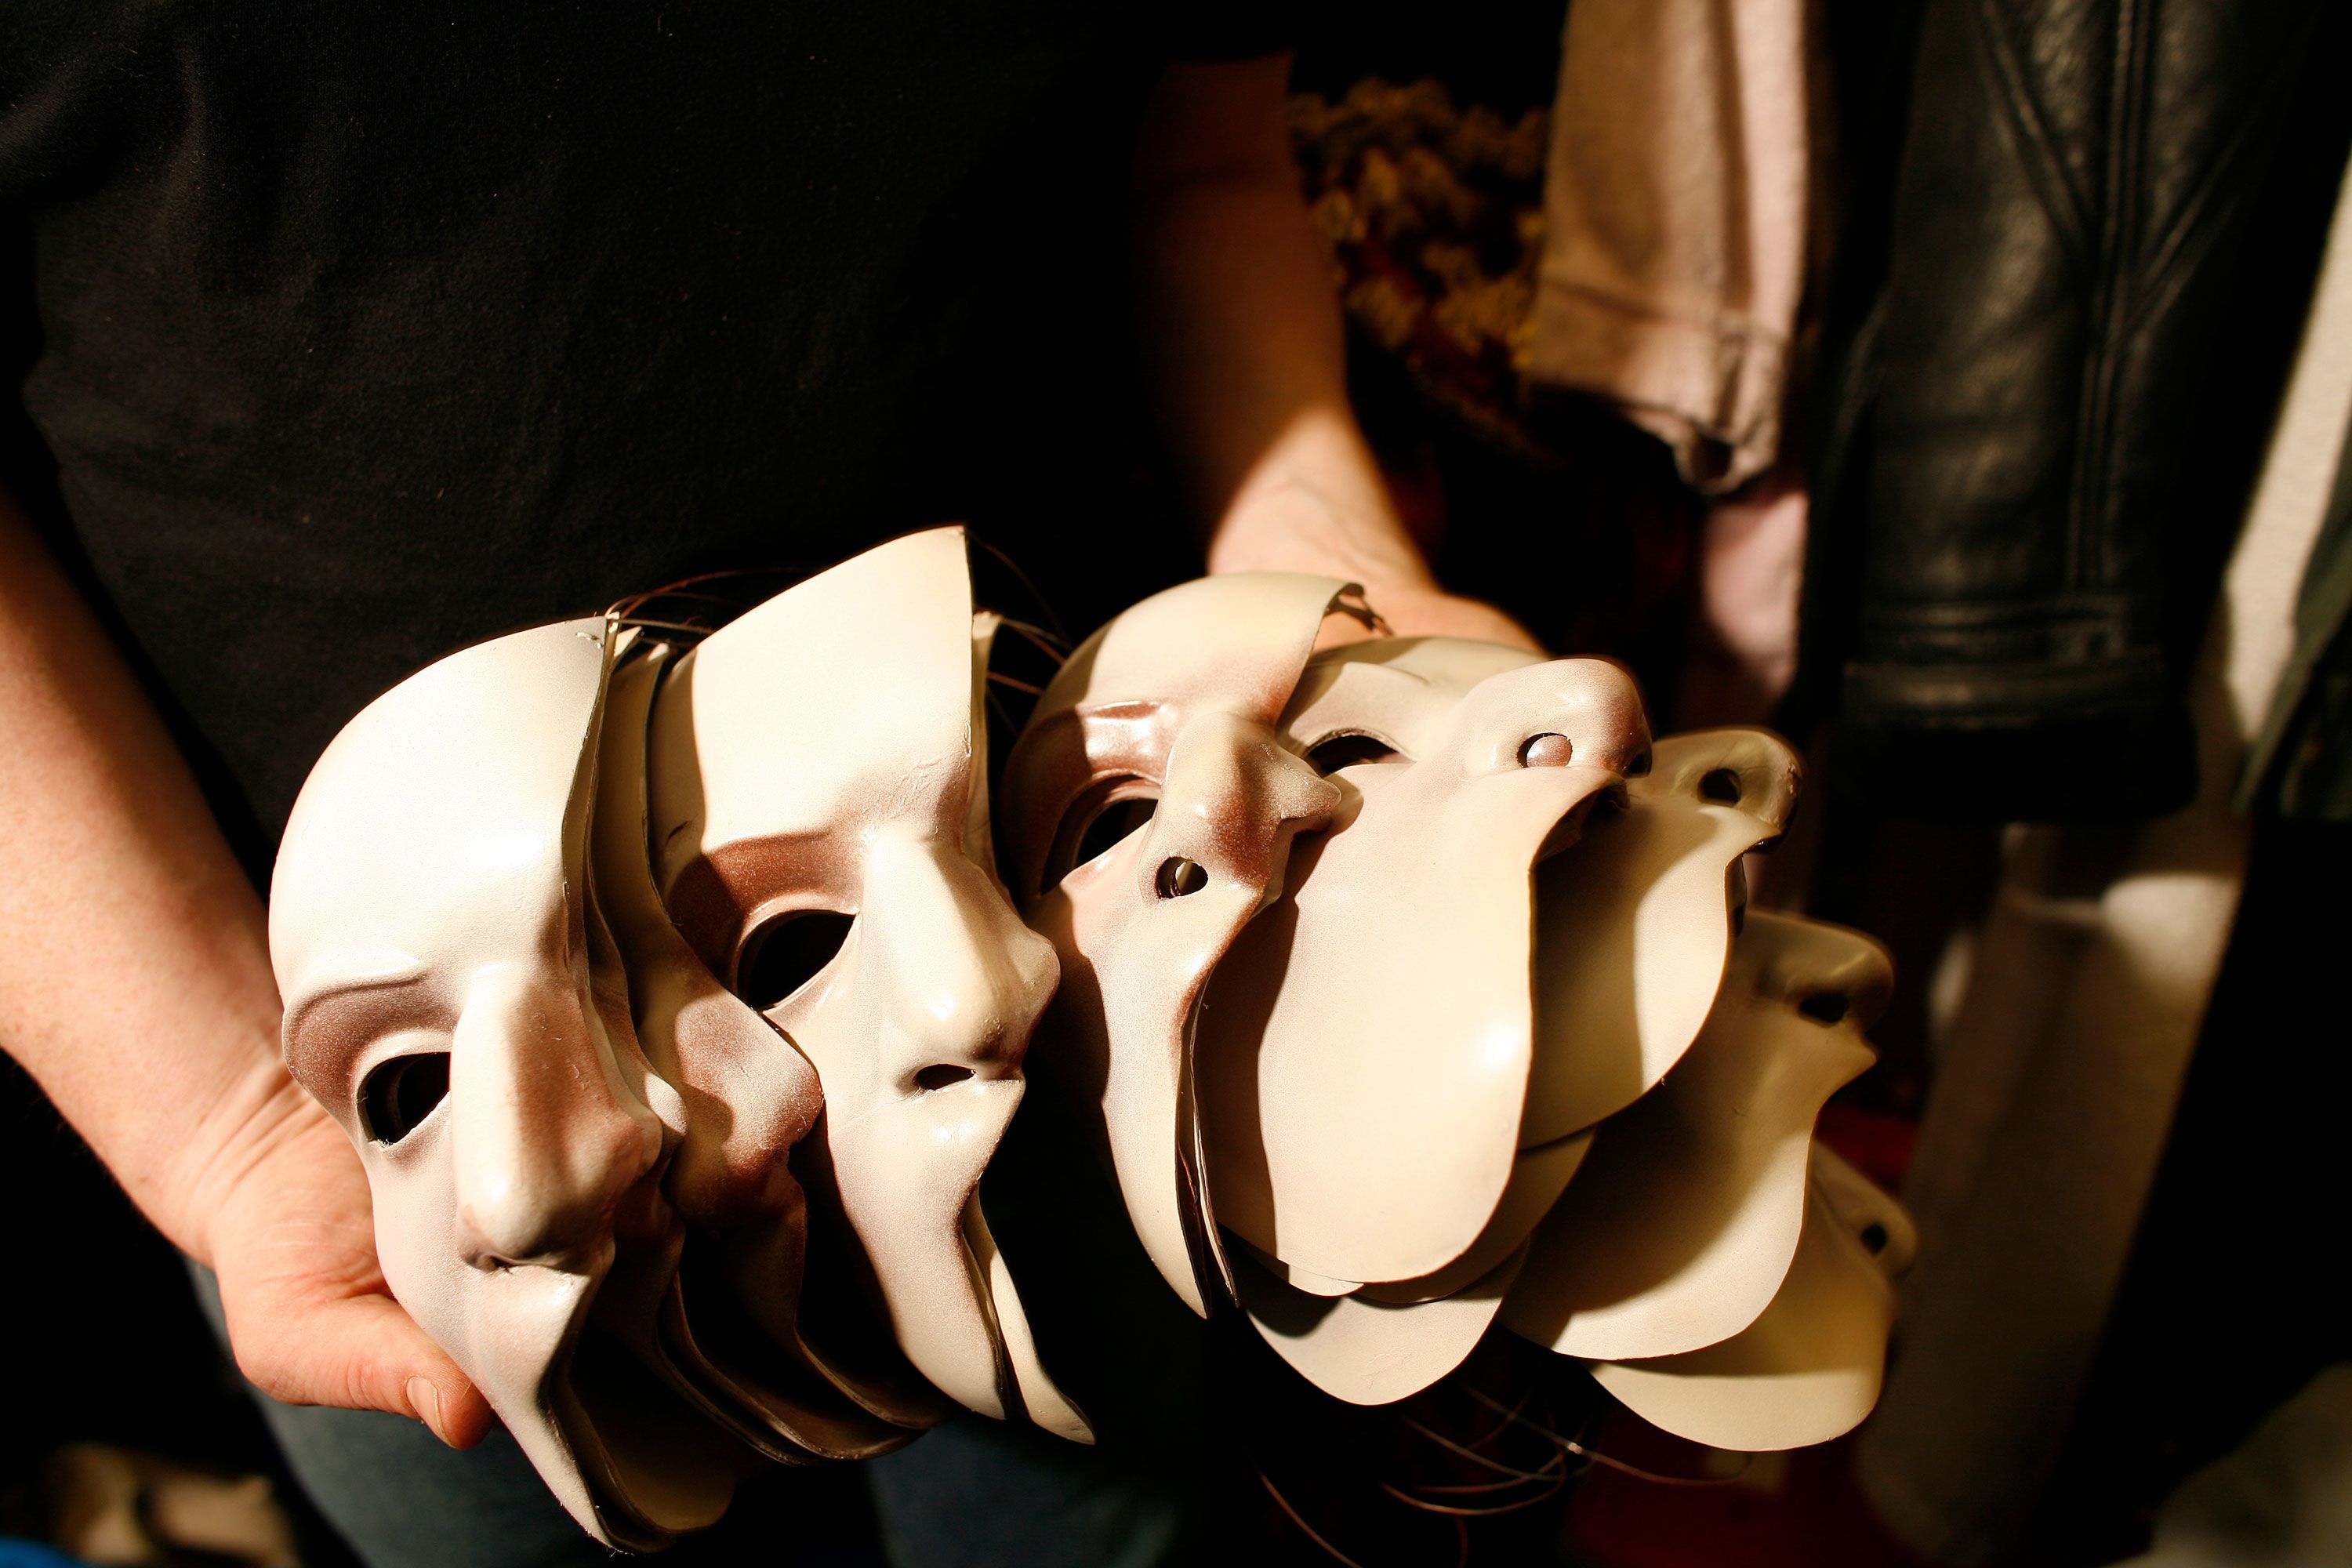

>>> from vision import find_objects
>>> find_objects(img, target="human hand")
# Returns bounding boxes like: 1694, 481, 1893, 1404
201, 1074, 492, 1449
1, 494, 490, 1450
1344, 579, 1543, 653
1201, 475, 1543, 655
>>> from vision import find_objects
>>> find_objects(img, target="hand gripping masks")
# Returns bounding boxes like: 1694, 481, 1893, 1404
271, 615, 738, 1548
270, 528, 1083, 1548
1001, 574, 1914, 1452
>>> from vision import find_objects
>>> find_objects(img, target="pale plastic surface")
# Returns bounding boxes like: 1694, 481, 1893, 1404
644, 527, 1080, 1436
1503, 909, 1886, 1360
1225, 1235, 1363, 1298
591, 641, 924, 1457
1808, 1144, 1919, 1278
1003, 579, 1904, 1445
1196, 644, 1648, 1285
1004, 572, 1355, 1314
1523, 728, 1802, 1145
1250, 651, 1795, 1298
1356, 1131, 1591, 1305
1589, 1147, 1913, 1450
272, 619, 738, 1550
1232, 1240, 1533, 1407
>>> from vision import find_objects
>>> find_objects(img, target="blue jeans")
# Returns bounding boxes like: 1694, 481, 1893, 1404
187, 1265, 1203, 1567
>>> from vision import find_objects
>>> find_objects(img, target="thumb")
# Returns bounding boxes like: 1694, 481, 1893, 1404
228, 1287, 495, 1448
343, 1294, 496, 1449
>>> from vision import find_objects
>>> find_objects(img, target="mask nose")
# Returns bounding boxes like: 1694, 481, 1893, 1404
449, 962, 665, 1269
1461, 657, 1651, 779
864, 832, 1058, 1095
1757, 916, 1895, 1033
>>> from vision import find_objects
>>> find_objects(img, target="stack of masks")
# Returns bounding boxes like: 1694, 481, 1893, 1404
1004, 570, 1914, 1450
269, 530, 1911, 1547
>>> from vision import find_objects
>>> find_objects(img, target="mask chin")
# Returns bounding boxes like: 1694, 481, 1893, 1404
1228, 1236, 1534, 1408
408, 1231, 745, 1552
561, 1282, 750, 1547
778, 1116, 1090, 1440
962, 1192, 1094, 1442
1500, 908, 1886, 1362
1581, 1160, 1909, 1452
655, 1237, 918, 1461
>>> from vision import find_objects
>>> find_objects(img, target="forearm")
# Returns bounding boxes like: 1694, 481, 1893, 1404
0, 488, 293, 1262
1131, 59, 1437, 595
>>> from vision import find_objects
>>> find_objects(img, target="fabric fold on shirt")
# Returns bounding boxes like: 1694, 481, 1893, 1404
1527, 0, 1813, 495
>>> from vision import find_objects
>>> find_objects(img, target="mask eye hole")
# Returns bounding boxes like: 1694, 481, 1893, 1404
736, 910, 855, 1011
360, 1052, 451, 1145
1044, 777, 1160, 891
1304, 732, 1403, 773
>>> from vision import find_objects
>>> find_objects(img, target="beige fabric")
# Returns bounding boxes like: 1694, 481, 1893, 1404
1529, 0, 1813, 492
1679, 473, 1810, 727
43, 1444, 299, 1568
1855, 156, 2352, 1564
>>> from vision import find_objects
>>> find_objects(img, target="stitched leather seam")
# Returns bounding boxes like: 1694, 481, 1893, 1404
2124, 12, 2318, 342
1967, 0, 2092, 268
2073, 0, 2143, 597
1842, 653, 2168, 717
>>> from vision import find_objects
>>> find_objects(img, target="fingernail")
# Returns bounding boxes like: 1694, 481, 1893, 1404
405, 1375, 446, 1442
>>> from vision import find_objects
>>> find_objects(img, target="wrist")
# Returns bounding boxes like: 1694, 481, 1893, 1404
1201, 401, 1439, 589
1206, 478, 1436, 596
169, 1052, 323, 1268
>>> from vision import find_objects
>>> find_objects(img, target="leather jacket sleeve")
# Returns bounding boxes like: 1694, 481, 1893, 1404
1815, 0, 2339, 820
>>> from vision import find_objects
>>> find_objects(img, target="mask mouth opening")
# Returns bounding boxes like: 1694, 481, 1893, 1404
1534, 783, 1623, 867
559, 1305, 740, 1548
656, 1234, 918, 1461
1526, 785, 1626, 1063
781, 1137, 964, 1430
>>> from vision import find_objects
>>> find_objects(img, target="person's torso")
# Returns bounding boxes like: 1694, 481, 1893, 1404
0, 1, 1167, 858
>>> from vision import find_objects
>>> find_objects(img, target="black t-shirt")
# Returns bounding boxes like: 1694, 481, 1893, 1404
1, 5, 1274, 866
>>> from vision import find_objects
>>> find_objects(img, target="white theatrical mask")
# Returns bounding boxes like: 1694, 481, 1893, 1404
590, 634, 922, 1461
1193, 637, 1652, 1290
1003, 587, 1845, 1414
644, 527, 1086, 1441
1502, 909, 1891, 1361
1584, 1145, 1917, 1450
1003, 582, 1714, 1321
1001, 574, 1359, 1314
1248, 650, 1798, 1298
1192, 643, 1801, 1403
272, 619, 745, 1550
